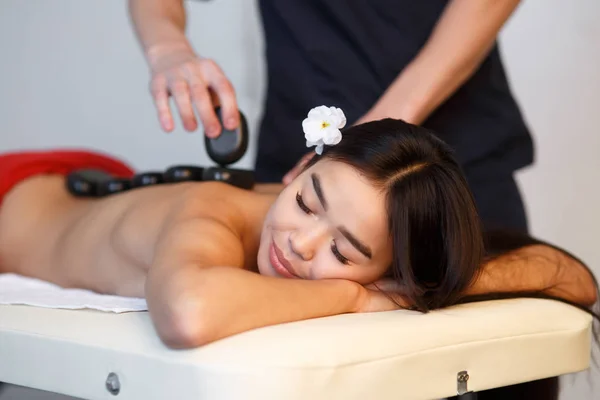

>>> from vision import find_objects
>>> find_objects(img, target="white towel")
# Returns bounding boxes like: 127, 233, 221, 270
0, 273, 148, 313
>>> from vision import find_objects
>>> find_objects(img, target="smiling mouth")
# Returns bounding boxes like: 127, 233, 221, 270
270, 240, 300, 279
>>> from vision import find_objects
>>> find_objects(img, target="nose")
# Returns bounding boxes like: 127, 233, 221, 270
289, 221, 329, 261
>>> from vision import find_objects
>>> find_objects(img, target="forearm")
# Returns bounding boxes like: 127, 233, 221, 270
147, 265, 363, 348
371, 0, 521, 125
466, 245, 598, 307
128, 0, 193, 67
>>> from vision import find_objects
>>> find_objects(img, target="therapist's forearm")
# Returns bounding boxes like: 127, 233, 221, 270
466, 245, 598, 307
148, 265, 363, 348
367, 0, 521, 125
128, 0, 193, 65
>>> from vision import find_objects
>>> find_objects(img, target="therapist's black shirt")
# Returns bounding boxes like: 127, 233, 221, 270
254, 0, 534, 183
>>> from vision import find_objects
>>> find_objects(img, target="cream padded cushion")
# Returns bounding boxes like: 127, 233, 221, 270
0, 299, 592, 400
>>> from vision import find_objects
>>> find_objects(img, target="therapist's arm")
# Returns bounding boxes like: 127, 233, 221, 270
466, 244, 598, 307
357, 0, 521, 126
128, 0, 239, 136
128, 0, 188, 55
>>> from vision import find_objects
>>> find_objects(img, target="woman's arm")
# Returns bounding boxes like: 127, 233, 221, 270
145, 218, 364, 348
150, 265, 363, 348
466, 244, 598, 307
357, 0, 522, 126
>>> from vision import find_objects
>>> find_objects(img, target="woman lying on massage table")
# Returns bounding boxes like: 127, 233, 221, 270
0, 113, 597, 349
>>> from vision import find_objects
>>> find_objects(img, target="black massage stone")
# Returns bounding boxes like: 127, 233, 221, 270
163, 165, 205, 183
131, 172, 165, 188
66, 169, 115, 197
204, 107, 248, 167
66, 107, 255, 197
96, 178, 132, 197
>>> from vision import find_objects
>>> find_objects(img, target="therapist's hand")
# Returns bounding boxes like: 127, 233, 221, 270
282, 152, 315, 185
147, 43, 240, 138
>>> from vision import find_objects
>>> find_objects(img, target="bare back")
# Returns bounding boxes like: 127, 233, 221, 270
0, 175, 276, 297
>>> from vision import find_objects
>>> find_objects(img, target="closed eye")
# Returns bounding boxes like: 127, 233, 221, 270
296, 192, 313, 214
331, 241, 350, 265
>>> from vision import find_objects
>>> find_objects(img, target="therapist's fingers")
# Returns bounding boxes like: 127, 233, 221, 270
283, 152, 315, 185
201, 59, 239, 131
169, 77, 198, 132
365, 278, 408, 295
150, 75, 175, 132
185, 64, 221, 138
147, 51, 238, 137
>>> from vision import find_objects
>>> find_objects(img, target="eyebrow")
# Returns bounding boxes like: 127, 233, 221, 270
311, 173, 328, 211
311, 173, 373, 259
339, 227, 372, 259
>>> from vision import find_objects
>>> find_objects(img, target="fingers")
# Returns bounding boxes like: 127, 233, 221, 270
186, 69, 221, 138
366, 279, 406, 294
169, 79, 198, 132
149, 56, 239, 138
283, 152, 315, 185
150, 75, 174, 132
365, 279, 411, 310
203, 60, 239, 131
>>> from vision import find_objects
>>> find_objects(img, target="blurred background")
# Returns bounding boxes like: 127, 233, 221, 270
0, 0, 598, 399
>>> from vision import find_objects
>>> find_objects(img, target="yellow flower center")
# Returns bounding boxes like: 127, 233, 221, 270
321, 121, 330, 129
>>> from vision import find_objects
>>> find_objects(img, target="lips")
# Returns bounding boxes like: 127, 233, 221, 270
270, 240, 299, 279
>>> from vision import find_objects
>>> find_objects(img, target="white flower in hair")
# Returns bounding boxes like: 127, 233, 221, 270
302, 105, 347, 155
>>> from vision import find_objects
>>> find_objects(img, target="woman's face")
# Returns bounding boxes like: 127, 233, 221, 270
257, 158, 392, 284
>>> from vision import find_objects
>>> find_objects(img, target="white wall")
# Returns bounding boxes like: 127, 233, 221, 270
0, 1, 598, 399
0, 0, 265, 170
500, 2, 600, 397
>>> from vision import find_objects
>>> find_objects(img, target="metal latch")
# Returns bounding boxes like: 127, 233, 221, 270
457, 370, 471, 395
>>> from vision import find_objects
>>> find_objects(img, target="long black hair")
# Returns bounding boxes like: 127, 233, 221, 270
307, 118, 485, 311
306, 118, 600, 320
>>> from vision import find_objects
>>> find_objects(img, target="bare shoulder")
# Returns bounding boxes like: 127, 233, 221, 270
154, 215, 245, 269
151, 182, 268, 271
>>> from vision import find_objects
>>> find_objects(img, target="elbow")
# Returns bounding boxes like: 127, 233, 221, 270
564, 273, 598, 308
147, 271, 222, 349
157, 293, 218, 349
146, 266, 243, 349
582, 284, 598, 308
573, 260, 599, 307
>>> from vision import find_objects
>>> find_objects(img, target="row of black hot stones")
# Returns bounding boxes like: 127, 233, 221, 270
66, 164, 255, 197
67, 107, 254, 197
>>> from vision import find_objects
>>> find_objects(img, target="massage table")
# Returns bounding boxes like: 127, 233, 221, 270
0, 274, 593, 400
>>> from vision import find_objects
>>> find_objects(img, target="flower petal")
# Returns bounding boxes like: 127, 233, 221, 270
308, 106, 329, 120
302, 118, 325, 142
322, 126, 342, 145
327, 107, 346, 129
303, 105, 346, 151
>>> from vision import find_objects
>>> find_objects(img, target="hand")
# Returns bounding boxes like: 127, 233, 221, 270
282, 152, 316, 185
146, 42, 239, 138
357, 279, 411, 313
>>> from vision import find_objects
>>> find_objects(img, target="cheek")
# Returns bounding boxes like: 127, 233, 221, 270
265, 192, 298, 228
256, 225, 272, 276
256, 194, 298, 276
